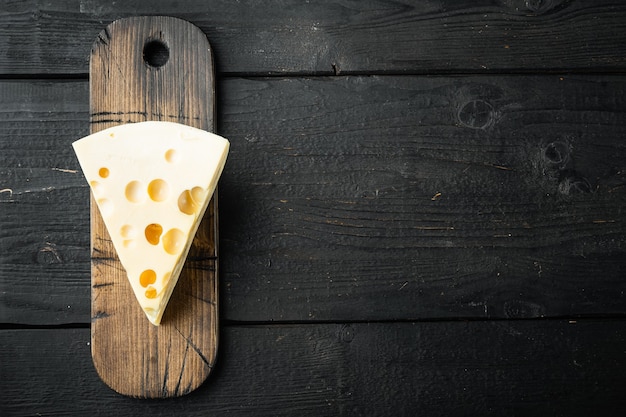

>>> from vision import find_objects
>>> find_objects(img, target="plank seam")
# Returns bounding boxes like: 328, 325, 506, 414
4, 315, 625, 330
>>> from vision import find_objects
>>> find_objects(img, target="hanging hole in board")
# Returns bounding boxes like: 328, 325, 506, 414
143, 39, 169, 68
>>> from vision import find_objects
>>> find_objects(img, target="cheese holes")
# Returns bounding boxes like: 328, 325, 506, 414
123, 239, 137, 249
162, 271, 171, 286
125, 180, 144, 203
140, 270, 159, 299
165, 148, 179, 163
121, 225, 138, 248
145, 223, 163, 245
147, 179, 169, 202
97, 198, 114, 217
162, 228, 184, 255
120, 224, 137, 238
191, 186, 204, 201
98, 167, 110, 178
139, 269, 157, 288
178, 186, 204, 215
126, 179, 170, 203
90, 180, 103, 196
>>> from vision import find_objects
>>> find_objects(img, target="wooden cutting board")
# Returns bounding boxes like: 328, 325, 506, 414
89, 16, 218, 398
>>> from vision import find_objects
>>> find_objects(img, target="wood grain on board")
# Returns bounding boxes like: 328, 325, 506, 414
1, 2, 626, 414
89, 16, 217, 398
1, 75, 625, 324
2, 320, 626, 416
1, 0, 626, 75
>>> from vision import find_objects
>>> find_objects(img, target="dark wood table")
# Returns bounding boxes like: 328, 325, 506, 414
2, 1, 626, 415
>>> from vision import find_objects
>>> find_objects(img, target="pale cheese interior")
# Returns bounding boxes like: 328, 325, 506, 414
72, 121, 229, 325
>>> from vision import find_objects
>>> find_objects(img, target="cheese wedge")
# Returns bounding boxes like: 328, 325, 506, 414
72, 121, 229, 325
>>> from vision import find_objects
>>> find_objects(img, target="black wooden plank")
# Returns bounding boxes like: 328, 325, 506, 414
0, 81, 90, 324
219, 78, 626, 322
190, 74, 626, 322
1, 320, 626, 416
1, 0, 626, 75
2, 76, 626, 324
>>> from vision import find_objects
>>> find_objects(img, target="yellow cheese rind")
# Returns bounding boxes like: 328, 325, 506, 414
72, 121, 229, 325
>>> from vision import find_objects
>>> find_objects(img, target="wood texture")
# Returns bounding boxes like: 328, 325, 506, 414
218, 75, 626, 322
1, 0, 626, 75
2, 76, 625, 324
3, 320, 626, 416
1, 2, 626, 414
89, 16, 217, 398
0, 81, 90, 324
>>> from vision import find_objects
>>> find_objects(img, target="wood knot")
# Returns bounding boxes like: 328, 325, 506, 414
540, 140, 592, 194
338, 324, 355, 343
525, 0, 557, 14
457, 100, 495, 130
525, 0, 546, 12
36, 243, 62, 264
558, 172, 592, 194
543, 141, 570, 168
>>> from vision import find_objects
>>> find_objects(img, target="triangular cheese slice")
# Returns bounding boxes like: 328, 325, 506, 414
72, 121, 229, 325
